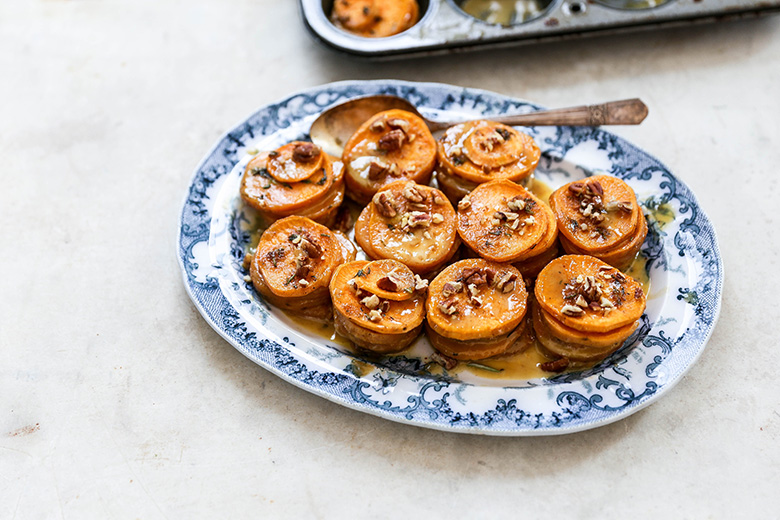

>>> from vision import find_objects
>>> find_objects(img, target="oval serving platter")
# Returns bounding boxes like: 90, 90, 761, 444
177, 80, 722, 436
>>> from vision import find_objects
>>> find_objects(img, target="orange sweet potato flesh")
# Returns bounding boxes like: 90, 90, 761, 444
538, 301, 637, 348
427, 259, 527, 341
342, 110, 435, 205
534, 255, 646, 333
267, 142, 325, 183
331, 0, 419, 38
560, 212, 648, 271
354, 259, 416, 301
252, 216, 342, 299
354, 181, 459, 274
549, 175, 640, 254
426, 313, 532, 361
457, 179, 552, 263
241, 152, 334, 214
437, 121, 540, 184
330, 261, 425, 335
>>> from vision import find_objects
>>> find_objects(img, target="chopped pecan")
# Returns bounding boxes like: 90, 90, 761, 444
438, 298, 459, 316
561, 304, 585, 316
463, 269, 486, 287
458, 195, 471, 211
431, 352, 458, 371
407, 211, 431, 228
540, 357, 570, 373
377, 276, 398, 292
369, 119, 386, 133
442, 281, 463, 297
483, 268, 496, 286
414, 274, 428, 291
386, 118, 410, 133
589, 180, 604, 197
377, 129, 405, 152
373, 191, 397, 218
568, 182, 585, 195
292, 142, 321, 163
367, 309, 382, 322
368, 159, 392, 180
494, 271, 517, 293
361, 294, 381, 310
299, 237, 322, 258
402, 183, 425, 203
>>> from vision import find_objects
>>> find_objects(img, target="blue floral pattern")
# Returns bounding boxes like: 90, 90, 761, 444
177, 80, 723, 435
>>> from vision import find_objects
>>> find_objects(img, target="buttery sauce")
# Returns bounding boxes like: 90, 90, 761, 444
527, 176, 553, 204
456, 0, 553, 26
646, 201, 675, 229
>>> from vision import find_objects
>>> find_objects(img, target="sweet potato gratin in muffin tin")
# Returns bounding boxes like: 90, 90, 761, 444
300, 0, 780, 58
240, 108, 651, 379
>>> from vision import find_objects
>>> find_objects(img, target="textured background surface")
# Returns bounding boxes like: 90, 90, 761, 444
1, 1, 779, 518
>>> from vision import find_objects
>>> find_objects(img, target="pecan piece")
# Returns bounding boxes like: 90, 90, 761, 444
561, 304, 585, 316
292, 142, 321, 163
402, 183, 425, 203
386, 118, 410, 133
368, 159, 392, 180
376, 276, 398, 292
442, 281, 463, 297
373, 191, 397, 218
540, 357, 570, 373
431, 352, 458, 371
438, 298, 459, 316
377, 129, 405, 152
299, 237, 322, 258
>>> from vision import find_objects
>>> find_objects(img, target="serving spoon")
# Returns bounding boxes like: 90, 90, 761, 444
310, 95, 648, 156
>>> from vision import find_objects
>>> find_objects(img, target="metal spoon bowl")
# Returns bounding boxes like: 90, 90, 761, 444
309, 95, 648, 156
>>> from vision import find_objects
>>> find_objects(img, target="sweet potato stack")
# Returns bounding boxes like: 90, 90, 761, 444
330, 259, 427, 353
456, 179, 559, 279
436, 120, 540, 203
533, 255, 646, 368
240, 141, 345, 228
426, 259, 533, 361
355, 180, 459, 275
549, 175, 647, 270
250, 216, 356, 321
342, 109, 437, 205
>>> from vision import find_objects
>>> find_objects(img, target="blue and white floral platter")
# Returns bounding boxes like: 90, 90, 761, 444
177, 80, 723, 436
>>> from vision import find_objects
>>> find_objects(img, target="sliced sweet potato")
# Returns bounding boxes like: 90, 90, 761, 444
252, 216, 341, 298
354, 181, 459, 274
240, 151, 334, 214
457, 179, 551, 263
354, 259, 416, 301
330, 261, 425, 336
534, 255, 646, 333
538, 301, 637, 348
267, 142, 324, 183
437, 121, 540, 185
342, 109, 436, 205
514, 240, 560, 280
549, 175, 640, 254
426, 312, 532, 361
427, 259, 527, 341
333, 230, 357, 264
560, 212, 648, 271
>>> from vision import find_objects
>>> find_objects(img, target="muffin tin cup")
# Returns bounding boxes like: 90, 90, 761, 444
300, 0, 780, 58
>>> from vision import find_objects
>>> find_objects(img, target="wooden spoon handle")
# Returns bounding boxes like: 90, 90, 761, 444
488, 99, 649, 127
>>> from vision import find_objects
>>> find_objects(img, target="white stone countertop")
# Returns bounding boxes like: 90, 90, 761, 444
2, 1, 779, 518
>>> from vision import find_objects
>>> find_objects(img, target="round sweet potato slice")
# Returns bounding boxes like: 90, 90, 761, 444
354, 259, 417, 301
267, 142, 325, 183
437, 121, 540, 184
427, 259, 527, 341
426, 313, 532, 361
252, 216, 342, 298
354, 181, 459, 274
457, 179, 551, 263
342, 109, 436, 205
549, 175, 640, 254
240, 151, 334, 214
534, 255, 646, 333
330, 261, 425, 335
560, 211, 648, 271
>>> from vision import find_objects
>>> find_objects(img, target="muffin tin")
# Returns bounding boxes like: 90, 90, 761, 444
300, 0, 780, 58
